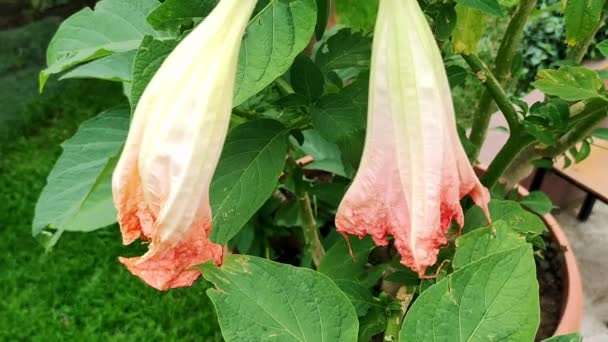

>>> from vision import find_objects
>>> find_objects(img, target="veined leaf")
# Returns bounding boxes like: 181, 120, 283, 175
459, 0, 505, 17
451, 4, 485, 54
542, 333, 582, 342
129, 36, 178, 108
233, 0, 317, 106
314, 28, 372, 73
532, 66, 608, 102
32, 108, 129, 245
147, 0, 217, 33
453, 223, 527, 269
201, 255, 359, 342
463, 199, 547, 234
209, 119, 289, 244
520, 191, 553, 215
60, 51, 136, 82
565, 0, 605, 46
401, 245, 539, 341
40, 0, 163, 90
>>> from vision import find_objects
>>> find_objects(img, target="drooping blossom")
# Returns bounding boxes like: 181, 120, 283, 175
335, 0, 491, 277
112, 0, 256, 290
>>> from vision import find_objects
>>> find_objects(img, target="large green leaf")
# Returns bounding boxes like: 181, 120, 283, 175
209, 119, 289, 244
532, 66, 608, 102
453, 222, 527, 269
451, 4, 485, 54
201, 255, 359, 342
400, 245, 540, 341
564, 0, 605, 46
318, 236, 376, 282
520, 191, 553, 215
294, 129, 347, 177
459, 0, 505, 16
290, 54, 325, 101
233, 0, 317, 106
40, 0, 163, 89
129, 36, 178, 108
463, 199, 547, 234
314, 29, 372, 73
59, 51, 136, 82
312, 77, 368, 176
32, 109, 129, 243
146, 0, 217, 33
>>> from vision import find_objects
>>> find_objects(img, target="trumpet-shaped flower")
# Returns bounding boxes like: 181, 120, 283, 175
112, 0, 256, 290
335, 0, 491, 277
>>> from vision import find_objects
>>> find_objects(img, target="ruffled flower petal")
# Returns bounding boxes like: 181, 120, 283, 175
335, 0, 491, 277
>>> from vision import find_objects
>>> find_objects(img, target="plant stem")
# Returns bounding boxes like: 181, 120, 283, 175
566, 13, 607, 64
481, 132, 535, 189
461, 54, 521, 132
275, 77, 295, 96
467, 0, 538, 160
383, 287, 415, 342
296, 187, 325, 268
287, 150, 325, 268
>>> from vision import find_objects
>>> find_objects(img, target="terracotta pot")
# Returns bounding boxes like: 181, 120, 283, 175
516, 184, 585, 336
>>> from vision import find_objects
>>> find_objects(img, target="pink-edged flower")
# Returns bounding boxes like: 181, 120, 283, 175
112, 0, 256, 291
335, 0, 491, 277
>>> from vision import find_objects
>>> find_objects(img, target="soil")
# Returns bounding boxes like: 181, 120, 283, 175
535, 232, 567, 341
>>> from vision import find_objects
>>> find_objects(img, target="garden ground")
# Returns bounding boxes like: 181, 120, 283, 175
0, 19, 221, 341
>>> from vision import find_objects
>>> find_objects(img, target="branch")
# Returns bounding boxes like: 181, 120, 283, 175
383, 287, 415, 342
462, 54, 521, 132
467, 0, 539, 159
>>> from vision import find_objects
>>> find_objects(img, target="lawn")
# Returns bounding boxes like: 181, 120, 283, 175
0, 20, 221, 341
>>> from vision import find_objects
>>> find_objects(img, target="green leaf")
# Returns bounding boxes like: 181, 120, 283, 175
295, 129, 347, 177
209, 119, 289, 244
40, 0, 163, 89
318, 236, 375, 282
59, 51, 136, 82
147, 0, 217, 33
592, 127, 608, 140
201, 255, 359, 342
334, 280, 377, 316
542, 333, 582, 342
314, 29, 372, 73
463, 199, 547, 234
446, 65, 468, 88
401, 245, 539, 341
233, 0, 317, 106
334, 0, 379, 32
314, 0, 330, 40
357, 307, 386, 342
435, 5, 457, 40
459, 0, 505, 17
453, 223, 527, 269
32, 109, 129, 242
565, 0, 605, 46
129, 36, 178, 108
451, 4, 485, 54
598, 40, 608, 58
290, 54, 325, 101
570, 140, 592, 163
532, 66, 607, 102
312, 77, 368, 176
520, 191, 553, 215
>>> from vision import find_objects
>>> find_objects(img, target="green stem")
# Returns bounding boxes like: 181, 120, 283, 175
275, 77, 295, 96
481, 133, 535, 189
383, 287, 415, 342
232, 107, 259, 120
462, 54, 521, 132
467, 0, 538, 159
566, 13, 607, 64
288, 151, 325, 268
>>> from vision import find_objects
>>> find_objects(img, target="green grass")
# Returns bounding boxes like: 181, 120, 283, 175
0, 21, 221, 341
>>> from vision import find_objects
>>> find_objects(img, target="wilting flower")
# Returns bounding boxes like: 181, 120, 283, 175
335, 0, 491, 277
112, 0, 256, 290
